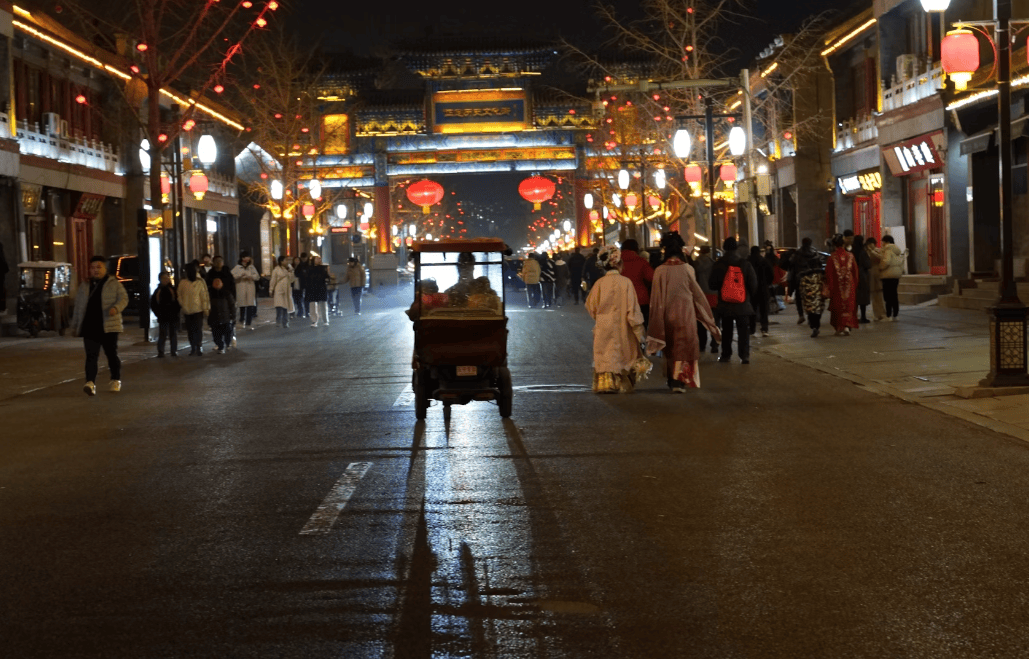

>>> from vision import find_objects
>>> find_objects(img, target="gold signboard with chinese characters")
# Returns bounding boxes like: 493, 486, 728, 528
391, 147, 574, 165
432, 89, 528, 134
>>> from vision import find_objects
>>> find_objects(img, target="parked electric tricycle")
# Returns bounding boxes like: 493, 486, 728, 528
17, 261, 71, 336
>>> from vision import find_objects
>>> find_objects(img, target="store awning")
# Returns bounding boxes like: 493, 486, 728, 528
960, 130, 993, 155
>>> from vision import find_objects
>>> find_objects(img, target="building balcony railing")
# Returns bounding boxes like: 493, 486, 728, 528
0, 112, 123, 175
835, 114, 878, 152
882, 64, 945, 113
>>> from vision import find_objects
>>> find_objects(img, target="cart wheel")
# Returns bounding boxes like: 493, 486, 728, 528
414, 369, 429, 420
498, 367, 513, 418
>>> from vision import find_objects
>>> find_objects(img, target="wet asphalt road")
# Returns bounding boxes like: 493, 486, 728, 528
4, 291, 1029, 658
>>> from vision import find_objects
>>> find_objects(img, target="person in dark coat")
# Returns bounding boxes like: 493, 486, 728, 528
583, 247, 601, 291
789, 238, 818, 325
150, 271, 180, 357
306, 255, 331, 327
205, 255, 238, 348
708, 237, 758, 364
553, 254, 570, 307
539, 252, 557, 308
852, 235, 872, 324
294, 252, 310, 318
747, 245, 773, 336
567, 247, 586, 305
207, 276, 235, 354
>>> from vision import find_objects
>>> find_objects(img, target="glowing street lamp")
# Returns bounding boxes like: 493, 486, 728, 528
920, 0, 950, 10
335, 203, 347, 219
672, 129, 691, 158
583, 193, 594, 209
728, 126, 747, 156
197, 134, 217, 165
271, 180, 283, 200
617, 168, 630, 190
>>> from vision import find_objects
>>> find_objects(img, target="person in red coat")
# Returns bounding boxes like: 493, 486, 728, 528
619, 239, 654, 328
824, 234, 860, 335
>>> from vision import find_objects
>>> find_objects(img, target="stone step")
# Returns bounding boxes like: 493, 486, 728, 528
899, 274, 950, 286
898, 291, 944, 305
937, 294, 994, 311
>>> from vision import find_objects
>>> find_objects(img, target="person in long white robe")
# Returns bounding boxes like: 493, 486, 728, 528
646, 252, 721, 392
585, 246, 646, 393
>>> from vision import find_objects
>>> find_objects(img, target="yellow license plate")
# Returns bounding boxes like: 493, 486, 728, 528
456, 366, 477, 377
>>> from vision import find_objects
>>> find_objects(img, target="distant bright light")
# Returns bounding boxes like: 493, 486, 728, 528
197, 134, 218, 165
271, 180, 283, 200
617, 168, 630, 190
139, 139, 151, 172
673, 129, 691, 158
409, 224, 416, 237
308, 178, 321, 200
654, 169, 666, 189
612, 193, 621, 208
336, 203, 347, 219
426, 233, 432, 240
728, 126, 747, 156
583, 193, 594, 209
363, 201, 374, 218
563, 220, 571, 232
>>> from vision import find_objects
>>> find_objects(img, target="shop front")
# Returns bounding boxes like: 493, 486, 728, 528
883, 131, 948, 275
838, 169, 883, 246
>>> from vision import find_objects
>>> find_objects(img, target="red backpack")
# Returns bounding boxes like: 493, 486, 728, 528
721, 265, 746, 303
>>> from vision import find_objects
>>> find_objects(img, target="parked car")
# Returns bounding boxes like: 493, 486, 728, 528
107, 255, 143, 315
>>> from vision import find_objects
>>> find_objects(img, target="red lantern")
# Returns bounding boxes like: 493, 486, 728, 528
406, 179, 445, 213
648, 195, 661, 210
189, 170, 208, 200
302, 203, 316, 219
683, 164, 702, 183
518, 175, 556, 210
941, 29, 979, 91
719, 163, 737, 182
588, 209, 600, 221
624, 193, 639, 209
160, 171, 171, 196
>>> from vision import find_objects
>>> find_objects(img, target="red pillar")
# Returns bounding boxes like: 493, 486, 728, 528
574, 177, 591, 247
374, 185, 391, 253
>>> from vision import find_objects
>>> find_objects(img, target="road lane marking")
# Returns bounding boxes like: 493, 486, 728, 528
300, 462, 373, 535
393, 384, 414, 408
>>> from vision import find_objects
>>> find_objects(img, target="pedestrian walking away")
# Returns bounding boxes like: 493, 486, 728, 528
150, 271, 180, 357
692, 245, 719, 354
205, 256, 237, 347
232, 251, 260, 331
553, 254, 570, 307
747, 245, 773, 336
879, 234, 906, 320
619, 239, 654, 329
307, 255, 331, 327
539, 252, 556, 308
824, 234, 860, 336
708, 237, 757, 364
178, 262, 211, 356
646, 232, 721, 392
269, 255, 295, 327
567, 246, 586, 304
852, 235, 872, 324
585, 245, 649, 393
583, 247, 601, 292
518, 254, 542, 308
789, 239, 817, 324
798, 252, 827, 337
346, 257, 366, 314
70, 256, 129, 395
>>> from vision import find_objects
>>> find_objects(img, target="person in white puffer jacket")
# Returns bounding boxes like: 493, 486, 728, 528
231, 251, 260, 331
878, 234, 907, 321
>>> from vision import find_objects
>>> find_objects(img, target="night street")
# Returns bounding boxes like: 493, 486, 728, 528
5, 294, 1029, 658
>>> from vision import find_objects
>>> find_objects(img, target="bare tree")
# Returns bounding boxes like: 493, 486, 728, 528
56, 0, 280, 207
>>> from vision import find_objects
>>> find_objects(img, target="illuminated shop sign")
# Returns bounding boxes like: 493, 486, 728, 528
838, 170, 882, 195
883, 131, 945, 176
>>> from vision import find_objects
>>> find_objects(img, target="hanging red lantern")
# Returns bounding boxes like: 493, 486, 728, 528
588, 209, 600, 222
302, 203, 316, 219
648, 195, 662, 210
941, 29, 979, 91
518, 175, 556, 210
189, 170, 208, 200
624, 193, 639, 209
160, 171, 171, 196
719, 163, 737, 182
406, 179, 445, 213
683, 164, 702, 183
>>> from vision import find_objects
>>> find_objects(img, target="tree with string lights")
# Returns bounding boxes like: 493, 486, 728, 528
54, 0, 280, 209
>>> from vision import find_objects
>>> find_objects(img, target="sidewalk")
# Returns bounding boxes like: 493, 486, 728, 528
753, 301, 1029, 443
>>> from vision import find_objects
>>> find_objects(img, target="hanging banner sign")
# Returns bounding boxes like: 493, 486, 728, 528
882, 131, 945, 176
432, 90, 528, 134
72, 193, 106, 220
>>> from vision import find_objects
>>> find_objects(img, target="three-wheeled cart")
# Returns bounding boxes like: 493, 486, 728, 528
409, 238, 512, 421
17, 261, 72, 336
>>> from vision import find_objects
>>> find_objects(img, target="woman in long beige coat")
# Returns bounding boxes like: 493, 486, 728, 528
269, 255, 295, 328
585, 246, 647, 393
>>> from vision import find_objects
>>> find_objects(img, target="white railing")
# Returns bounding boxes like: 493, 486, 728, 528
882, 65, 945, 112
206, 170, 237, 198
835, 114, 878, 151
0, 112, 122, 175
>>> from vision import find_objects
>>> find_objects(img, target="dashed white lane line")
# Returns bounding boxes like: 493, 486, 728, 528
300, 462, 373, 535
393, 384, 414, 408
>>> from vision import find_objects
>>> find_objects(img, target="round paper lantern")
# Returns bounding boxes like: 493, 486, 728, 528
188, 170, 208, 200
519, 175, 556, 210
683, 164, 702, 183
406, 179, 444, 213
588, 209, 600, 221
648, 195, 662, 210
719, 163, 737, 182
941, 29, 979, 91
160, 171, 171, 196
302, 203, 316, 219
624, 193, 639, 209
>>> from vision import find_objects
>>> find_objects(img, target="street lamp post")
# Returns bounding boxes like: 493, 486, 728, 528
929, 0, 1028, 386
